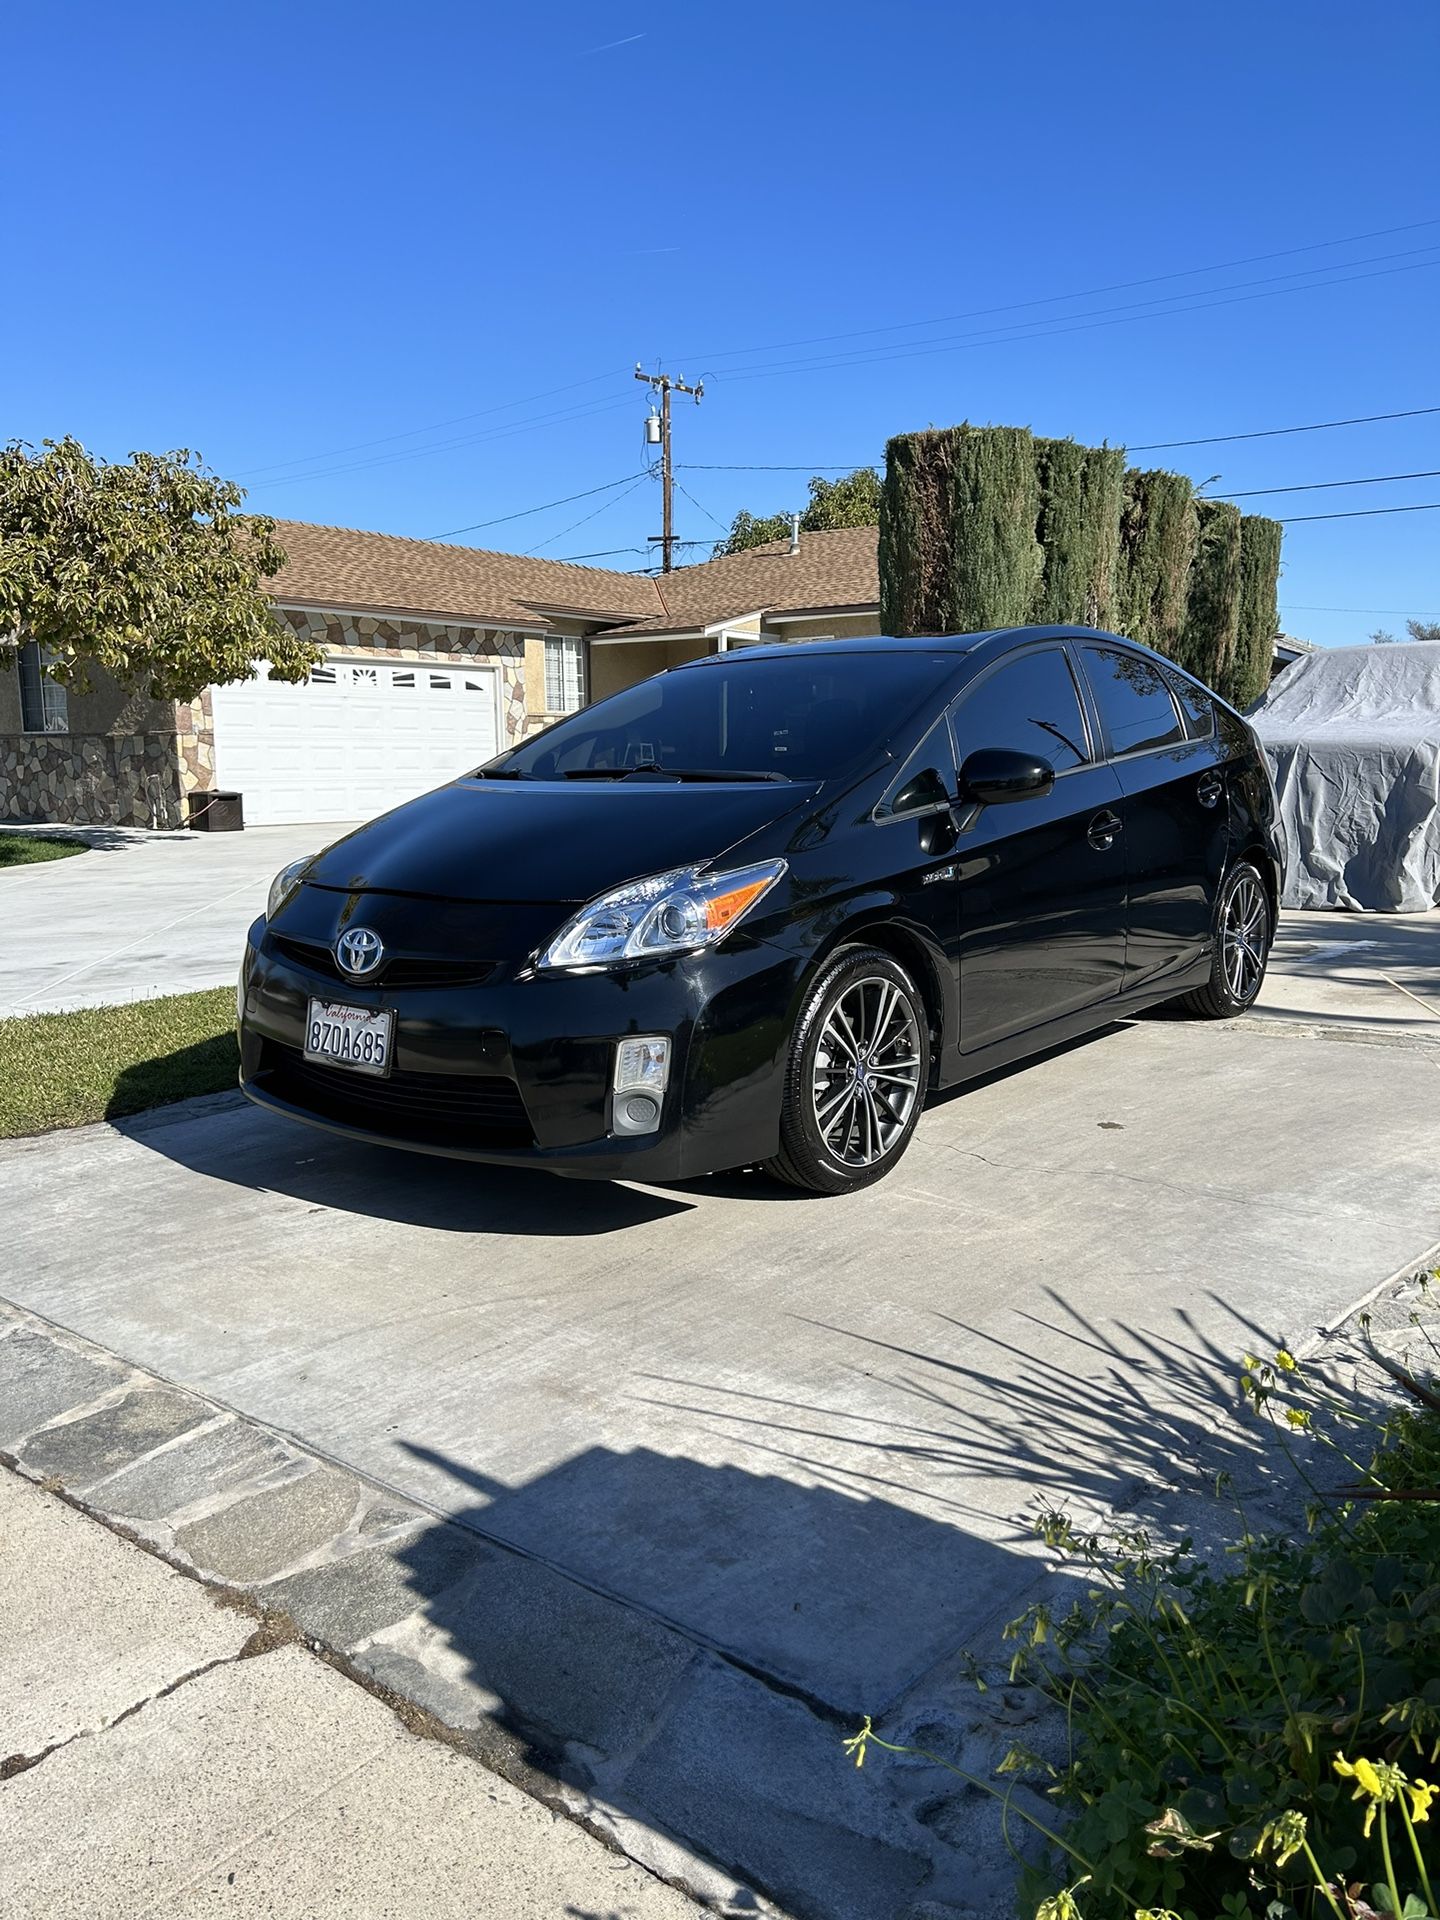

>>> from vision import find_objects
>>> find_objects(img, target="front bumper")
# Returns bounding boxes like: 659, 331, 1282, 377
237, 909, 803, 1182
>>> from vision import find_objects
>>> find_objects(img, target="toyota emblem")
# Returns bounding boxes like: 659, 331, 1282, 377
335, 926, 384, 976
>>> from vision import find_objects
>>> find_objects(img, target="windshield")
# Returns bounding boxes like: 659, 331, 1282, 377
488, 651, 960, 782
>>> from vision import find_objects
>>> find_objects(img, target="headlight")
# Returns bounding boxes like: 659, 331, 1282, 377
266, 858, 312, 921
537, 859, 786, 971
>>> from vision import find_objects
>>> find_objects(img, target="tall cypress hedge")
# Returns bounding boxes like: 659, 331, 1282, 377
1114, 468, 1197, 657
1030, 439, 1125, 627
880, 423, 1282, 700
1177, 498, 1244, 687
879, 425, 1041, 635
1226, 514, 1283, 710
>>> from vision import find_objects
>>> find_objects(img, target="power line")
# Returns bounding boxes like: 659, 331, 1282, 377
1213, 468, 1440, 500
1283, 603, 1440, 616
678, 407, 1440, 483
524, 474, 652, 555
1131, 404, 1440, 453
680, 216, 1440, 366
1278, 501, 1440, 524
244, 393, 637, 494
671, 476, 731, 535
550, 546, 652, 562
707, 252, 1440, 386
234, 368, 628, 482
428, 472, 650, 541
679, 463, 876, 473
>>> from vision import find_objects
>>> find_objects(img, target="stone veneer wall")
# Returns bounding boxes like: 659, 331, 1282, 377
274, 607, 530, 742
0, 732, 187, 828
0, 613, 532, 827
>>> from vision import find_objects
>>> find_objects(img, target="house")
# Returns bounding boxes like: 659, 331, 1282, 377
0, 521, 880, 828
0, 516, 1302, 827
1271, 632, 1318, 678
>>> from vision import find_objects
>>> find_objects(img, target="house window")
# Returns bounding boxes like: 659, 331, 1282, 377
19, 643, 69, 734
544, 636, 587, 713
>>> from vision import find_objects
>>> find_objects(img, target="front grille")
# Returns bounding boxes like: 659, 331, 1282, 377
271, 935, 497, 990
256, 1045, 533, 1149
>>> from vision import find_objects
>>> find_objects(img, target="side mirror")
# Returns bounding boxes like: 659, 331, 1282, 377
959, 747, 1055, 806
889, 766, 951, 816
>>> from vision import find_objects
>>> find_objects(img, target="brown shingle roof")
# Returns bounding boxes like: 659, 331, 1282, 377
267, 521, 663, 629
631, 525, 879, 635
264, 520, 879, 636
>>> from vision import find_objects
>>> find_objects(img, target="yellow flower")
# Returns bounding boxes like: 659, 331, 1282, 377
1408, 1777, 1436, 1824
1285, 1407, 1312, 1428
1334, 1753, 1407, 1837
1275, 1348, 1298, 1372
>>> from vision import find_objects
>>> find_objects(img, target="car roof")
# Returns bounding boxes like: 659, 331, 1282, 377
674, 625, 1127, 668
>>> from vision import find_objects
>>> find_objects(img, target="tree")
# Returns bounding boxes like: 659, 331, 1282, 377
0, 438, 319, 701
1370, 628, 1400, 644
715, 467, 881, 556
1407, 619, 1440, 644
880, 425, 1042, 634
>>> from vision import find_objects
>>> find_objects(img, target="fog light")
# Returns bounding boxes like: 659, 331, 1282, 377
613, 1035, 670, 1135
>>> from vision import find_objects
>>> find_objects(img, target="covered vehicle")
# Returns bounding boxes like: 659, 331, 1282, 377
1251, 642, 1440, 911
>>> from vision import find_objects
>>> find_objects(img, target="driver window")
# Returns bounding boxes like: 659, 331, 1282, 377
949, 649, 1089, 772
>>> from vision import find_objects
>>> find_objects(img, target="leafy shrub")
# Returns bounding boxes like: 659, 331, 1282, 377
848, 1285, 1440, 1920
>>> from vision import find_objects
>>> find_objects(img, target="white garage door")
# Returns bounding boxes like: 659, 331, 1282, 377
210, 658, 500, 826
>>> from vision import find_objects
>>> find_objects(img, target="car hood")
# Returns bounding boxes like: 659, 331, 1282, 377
303, 776, 814, 904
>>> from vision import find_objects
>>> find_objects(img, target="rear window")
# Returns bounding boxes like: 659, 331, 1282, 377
494, 651, 960, 782
1162, 667, 1217, 741
1082, 646, 1186, 757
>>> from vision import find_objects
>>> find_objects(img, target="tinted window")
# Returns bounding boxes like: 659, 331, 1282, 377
950, 648, 1089, 773
494, 652, 959, 782
877, 717, 957, 818
1083, 647, 1185, 756
1162, 667, 1216, 741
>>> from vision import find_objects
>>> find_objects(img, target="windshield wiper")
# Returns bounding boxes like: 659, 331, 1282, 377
472, 767, 530, 780
561, 764, 790, 783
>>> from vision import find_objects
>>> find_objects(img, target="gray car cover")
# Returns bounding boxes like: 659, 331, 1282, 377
1250, 642, 1440, 912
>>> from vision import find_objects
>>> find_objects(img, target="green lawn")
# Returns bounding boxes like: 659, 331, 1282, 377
0, 834, 85, 869
0, 988, 239, 1138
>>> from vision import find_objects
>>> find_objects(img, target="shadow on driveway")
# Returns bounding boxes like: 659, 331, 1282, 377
113, 1095, 696, 1236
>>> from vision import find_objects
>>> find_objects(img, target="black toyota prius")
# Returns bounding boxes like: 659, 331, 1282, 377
238, 626, 1282, 1195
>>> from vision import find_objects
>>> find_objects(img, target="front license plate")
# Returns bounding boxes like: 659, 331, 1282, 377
303, 1000, 394, 1077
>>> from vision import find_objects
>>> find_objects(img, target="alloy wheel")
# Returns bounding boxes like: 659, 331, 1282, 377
810, 975, 923, 1168
1222, 871, 1268, 1003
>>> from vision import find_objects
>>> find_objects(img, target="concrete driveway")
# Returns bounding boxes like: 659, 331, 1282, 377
3, 911, 1439, 1915
0, 823, 357, 1018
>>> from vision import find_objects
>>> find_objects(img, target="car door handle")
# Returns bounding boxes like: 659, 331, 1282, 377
1197, 769, 1224, 809
1087, 809, 1123, 851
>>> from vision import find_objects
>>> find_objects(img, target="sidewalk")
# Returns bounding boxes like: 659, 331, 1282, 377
0, 1469, 705, 1919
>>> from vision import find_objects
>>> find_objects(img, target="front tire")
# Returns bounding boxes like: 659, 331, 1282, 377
1177, 859, 1272, 1018
765, 947, 932, 1195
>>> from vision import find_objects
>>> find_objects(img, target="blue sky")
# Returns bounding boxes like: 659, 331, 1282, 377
6, 0, 1437, 646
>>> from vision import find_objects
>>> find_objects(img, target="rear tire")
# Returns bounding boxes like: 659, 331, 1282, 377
1176, 859, 1272, 1018
765, 946, 932, 1195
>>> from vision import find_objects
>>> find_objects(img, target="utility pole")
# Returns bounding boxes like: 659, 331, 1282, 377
635, 365, 703, 572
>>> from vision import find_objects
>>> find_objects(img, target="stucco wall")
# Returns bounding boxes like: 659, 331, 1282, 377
589, 636, 708, 703
767, 613, 879, 642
